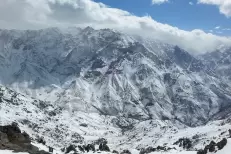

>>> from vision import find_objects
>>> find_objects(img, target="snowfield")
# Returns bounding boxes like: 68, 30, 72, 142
0, 150, 29, 154
2, 138, 231, 154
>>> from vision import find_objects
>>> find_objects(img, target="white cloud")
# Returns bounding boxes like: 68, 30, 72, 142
0, 0, 231, 54
215, 26, 221, 29
189, 2, 194, 5
198, 0, 231, 17
152, 0, 169, 5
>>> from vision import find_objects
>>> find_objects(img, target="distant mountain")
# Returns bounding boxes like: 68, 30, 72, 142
1, 27, 231, 153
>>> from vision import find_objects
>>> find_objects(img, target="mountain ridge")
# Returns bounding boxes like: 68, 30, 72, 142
1, 27, 231, 153
0, 27, 231, 127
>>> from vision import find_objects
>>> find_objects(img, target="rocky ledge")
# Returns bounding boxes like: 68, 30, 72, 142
0, 122, 50, 154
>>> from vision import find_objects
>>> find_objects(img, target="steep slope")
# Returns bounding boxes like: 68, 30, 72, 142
1, 27, 231, 154
0, 27, 231, 128
0, 84, 121, 149
1, 85, 231, 153
200, 48, 231, 120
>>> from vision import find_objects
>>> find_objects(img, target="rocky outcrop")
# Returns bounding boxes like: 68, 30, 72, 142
120, 150, 131, 154
99, 142, 110, 152
0, 122, 50, 154
197, 138, 227, 154
65, 145, 77, 154
217, 138, 227, 150
139, 145, 176, 154
173, 138, 192, 149
112, 150, 119, 153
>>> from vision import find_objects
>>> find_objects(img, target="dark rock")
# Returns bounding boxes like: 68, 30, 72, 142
199, 138, 228, 154
197, 149, 206, 154
78, 145, 85, 152
0, 122, 21, 134
208, 141, 216, 152
203, 140, 216, 153
48, 111, 56, 117
120, 149, 131, 154
0, 123, 51, 154
65, 145, 76, 154
95, 138, 108, 145
0, 123, 31, 144
84, 144, 95, 152
21, 132, 31, 143
99, 143, 110, 152
37, 137, 46, 145
79, 123, 88, 127
112, 150, 119, 153
217, 138, 227, 150
49, 146, 53, 153
139, 147, 156, 154
61, 147, 66, 152
156, 146, 166, 151
71, 133, 84, 144
0, 131, 9, 143
173, 138, 192, 149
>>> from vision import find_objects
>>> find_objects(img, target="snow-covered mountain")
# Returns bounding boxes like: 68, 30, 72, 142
0, 27, 231, 153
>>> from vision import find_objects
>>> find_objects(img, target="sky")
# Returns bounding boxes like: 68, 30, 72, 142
0, 0, 231, 54
94, 0, 231, 36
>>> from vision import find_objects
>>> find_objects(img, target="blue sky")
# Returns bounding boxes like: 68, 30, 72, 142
94, 0, 231, 36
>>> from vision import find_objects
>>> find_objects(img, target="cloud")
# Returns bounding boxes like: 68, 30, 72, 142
215, 26, 221, 29
152, 0, 169, 5
0, 0, 231, 55
189, 2, 194, 5
198, 0, 231, 17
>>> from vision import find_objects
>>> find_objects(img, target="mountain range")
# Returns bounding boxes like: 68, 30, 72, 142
0, 27, 231, 153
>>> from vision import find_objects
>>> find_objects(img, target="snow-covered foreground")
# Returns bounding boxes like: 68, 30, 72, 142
150, 151, 196, 154
1, 84, 231, 154
2, 138, 231, 154
0, 150, 29, 154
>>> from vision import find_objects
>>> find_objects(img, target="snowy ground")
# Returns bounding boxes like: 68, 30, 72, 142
0, 150, 29, 154
1, 85, 231, 154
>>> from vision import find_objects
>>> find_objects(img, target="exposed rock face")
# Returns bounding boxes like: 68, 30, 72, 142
65, 145, 76, 154
139, 146, 176, 154
173, 138, 192, 149
99, 142, 110, 152
112, 150, 119, 153
120, 150, 131, 154
217, 138, 227, 150
94, 138, 108, 145
139, 147, 156, 154
48, 146, 53, 153
0, 123, 50, 154
0, 27, 231, 128
37, 137, 46, 145
84, 144, 95, 152
197, 138, 228, 154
